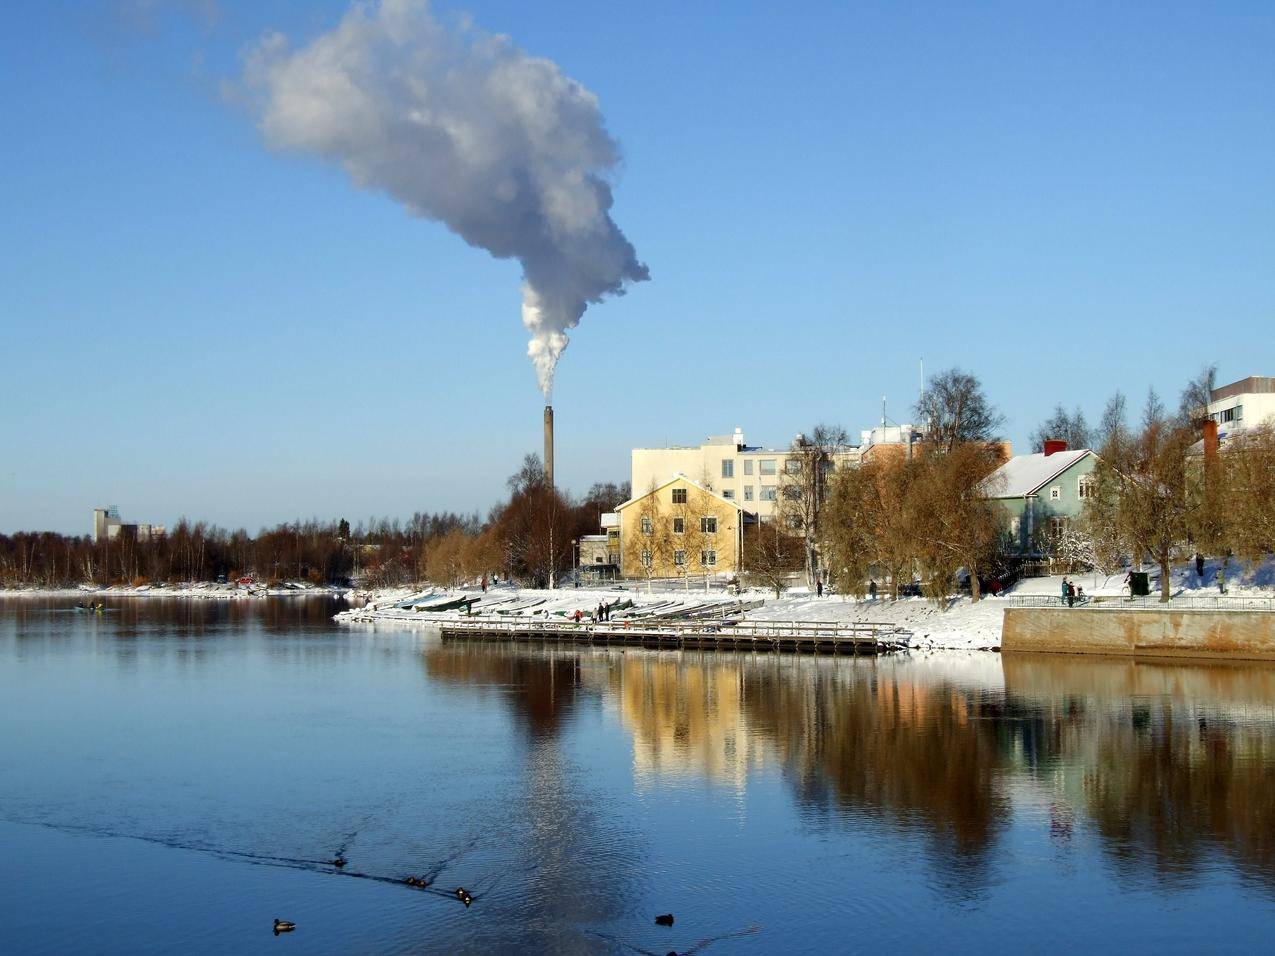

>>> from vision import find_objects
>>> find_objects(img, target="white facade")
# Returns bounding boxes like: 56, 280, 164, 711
1207, 376, 1275, 437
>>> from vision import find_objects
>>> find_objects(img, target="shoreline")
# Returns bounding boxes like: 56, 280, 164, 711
0, 584, 351, 601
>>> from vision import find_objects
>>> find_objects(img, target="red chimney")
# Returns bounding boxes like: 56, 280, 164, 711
1043, 439, 1068, 457
1203, 419, 1219, 461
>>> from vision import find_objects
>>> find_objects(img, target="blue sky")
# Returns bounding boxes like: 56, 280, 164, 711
3, 1, 1273, 534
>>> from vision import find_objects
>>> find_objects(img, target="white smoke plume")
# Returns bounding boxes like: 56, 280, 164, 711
239, 0, 648, 398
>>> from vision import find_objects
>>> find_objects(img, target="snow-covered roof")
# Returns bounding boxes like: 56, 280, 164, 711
984, 449, 1093, 498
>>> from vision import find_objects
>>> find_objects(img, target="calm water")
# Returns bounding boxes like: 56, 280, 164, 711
3, 599, 1275, 954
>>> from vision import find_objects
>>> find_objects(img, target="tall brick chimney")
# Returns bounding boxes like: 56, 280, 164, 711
1043, 439, 1068, 456
543, 404, 555, 489
1203, 418, 1219, 462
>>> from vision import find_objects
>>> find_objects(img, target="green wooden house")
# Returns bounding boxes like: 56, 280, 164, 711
983, 445, 1097, 553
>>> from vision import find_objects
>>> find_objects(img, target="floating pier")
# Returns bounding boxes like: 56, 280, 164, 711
437, 617, 911, 655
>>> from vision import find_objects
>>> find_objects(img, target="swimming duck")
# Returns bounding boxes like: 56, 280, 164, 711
330, 857, 346, 868
655, 913, 675, 927
273, 919, 296, 934
455, 887, 473, 907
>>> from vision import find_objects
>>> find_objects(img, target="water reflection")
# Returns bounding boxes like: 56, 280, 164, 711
429, 642, 1275, 896
1003, 655, 1275, 891
424, 639, 590, 738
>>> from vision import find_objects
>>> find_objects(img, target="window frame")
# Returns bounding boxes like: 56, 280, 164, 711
721, 459, 734, 478
673, 516, 685, 534
700, 516, 718, 534
671, 487, 688, 504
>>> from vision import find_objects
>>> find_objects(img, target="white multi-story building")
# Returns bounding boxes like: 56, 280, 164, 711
1207, 376, 1275, 436
92, 507, 165, 543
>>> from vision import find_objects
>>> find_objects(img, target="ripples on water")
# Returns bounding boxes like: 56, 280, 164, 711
3, 597, 1275, 953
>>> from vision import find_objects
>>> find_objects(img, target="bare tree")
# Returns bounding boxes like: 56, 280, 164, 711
1089, 392, 1197, 601
1030, 405, 1091, 452
778, 424, 850, 586
914, 368, 1005, 452
823, 456, 919, 599
1096, 391, 1129, 451
911, 444, 1003, 604
1177, 363, 1217, 427
742, 521, 803, 598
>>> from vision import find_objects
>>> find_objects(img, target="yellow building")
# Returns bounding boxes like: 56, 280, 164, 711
615, 475, 744, 579
630, 428, 865, 521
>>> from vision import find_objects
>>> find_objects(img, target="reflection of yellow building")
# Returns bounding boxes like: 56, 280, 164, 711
607, 654, 767, 788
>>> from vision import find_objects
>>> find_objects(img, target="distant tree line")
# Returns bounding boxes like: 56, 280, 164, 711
0, 465, 630, 590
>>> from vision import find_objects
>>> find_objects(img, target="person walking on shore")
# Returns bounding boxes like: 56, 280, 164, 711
1218, 568, 1227, 594
1061, 578, 1070, 606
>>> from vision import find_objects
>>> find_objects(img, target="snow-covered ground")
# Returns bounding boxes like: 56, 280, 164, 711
337, 555, 1275, 653
337, 582, 1005, 650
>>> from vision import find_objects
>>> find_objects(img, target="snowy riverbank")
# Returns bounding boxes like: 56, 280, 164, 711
337, 556, 1275, 653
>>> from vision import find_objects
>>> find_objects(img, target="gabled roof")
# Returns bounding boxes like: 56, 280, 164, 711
984, 449, 1094, 498
614, 474, 745, 512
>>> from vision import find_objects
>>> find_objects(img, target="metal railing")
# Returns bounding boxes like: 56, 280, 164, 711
436, 615, 910, 643
1002, 594, 1275, 612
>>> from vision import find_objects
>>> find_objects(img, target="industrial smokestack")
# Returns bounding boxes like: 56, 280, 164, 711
544, 405, 555, 490
239, 0, 648, 399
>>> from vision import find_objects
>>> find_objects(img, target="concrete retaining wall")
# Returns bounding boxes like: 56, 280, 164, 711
1002, 607, 1275, 662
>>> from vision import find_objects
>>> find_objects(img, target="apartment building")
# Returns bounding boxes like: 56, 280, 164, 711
1207, 376, 1275, 436
631, 428, 865, 521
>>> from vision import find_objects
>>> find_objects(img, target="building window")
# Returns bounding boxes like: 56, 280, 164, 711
640, 549, 652, 568
782, 485, 801, 500
1049, 486, 1061, 501
607, 529, 619, 543
671, 488, 687, 504
759, 459, 777, 476
760, 485, 777, 501
608, 552, 619, 565
785, 458, 802, 475
721, 459, 734, 478
1077, 475, 1094, 500
722, 489, 735, 500
1010, 517, 1021, 538
743, 486, 754, 501
673, 517, 684, 534
1216, 405, 1243, 424
674, 550, 686, 566
640, 516, 653, 535
744, 460, 754, 476
785, 515, 802, 531
701, 550, 717, 567
1049, 516, 1068, 537
700, 516, 717, 534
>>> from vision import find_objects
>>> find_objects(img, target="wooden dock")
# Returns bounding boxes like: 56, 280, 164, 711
437, 617, 911, 655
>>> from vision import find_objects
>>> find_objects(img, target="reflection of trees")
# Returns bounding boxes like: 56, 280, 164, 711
424, 640, 584, 738
740, 660, 1008, 873
602, 651, 1008, 874
1004, 655, 1275, 892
